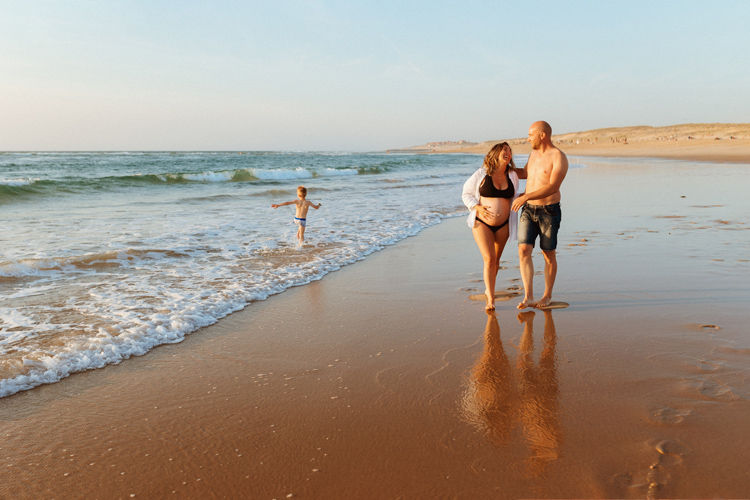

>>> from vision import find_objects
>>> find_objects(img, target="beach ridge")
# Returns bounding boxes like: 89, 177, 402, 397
394, 122, 750, 163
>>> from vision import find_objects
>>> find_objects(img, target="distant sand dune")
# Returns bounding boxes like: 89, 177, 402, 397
395, 123, 750, 163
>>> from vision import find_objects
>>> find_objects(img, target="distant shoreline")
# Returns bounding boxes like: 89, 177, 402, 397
390, 123, 750, 164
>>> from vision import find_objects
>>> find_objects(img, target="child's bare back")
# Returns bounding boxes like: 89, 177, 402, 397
294, 198, 316, 219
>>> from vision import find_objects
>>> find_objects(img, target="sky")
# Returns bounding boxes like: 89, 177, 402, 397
1, 0, 749, 151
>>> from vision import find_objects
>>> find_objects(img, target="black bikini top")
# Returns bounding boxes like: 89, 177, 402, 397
479, 174, 514, 199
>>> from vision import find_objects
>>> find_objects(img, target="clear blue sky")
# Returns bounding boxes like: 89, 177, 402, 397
1, 0, 748, 151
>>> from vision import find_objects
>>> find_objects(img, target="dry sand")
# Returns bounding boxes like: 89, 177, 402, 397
404, 123, 750, 164
2, 159, 750, 499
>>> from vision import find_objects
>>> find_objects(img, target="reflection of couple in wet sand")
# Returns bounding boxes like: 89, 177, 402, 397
462, 121, 569, 310
461, 310, 562, 477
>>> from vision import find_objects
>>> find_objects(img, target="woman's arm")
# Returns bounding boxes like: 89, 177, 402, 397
510, 165, 527, 179
463, 169, 497, 219
461, 169, 483, 210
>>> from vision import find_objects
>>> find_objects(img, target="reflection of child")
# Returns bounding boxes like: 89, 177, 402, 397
271, 185, 321, 244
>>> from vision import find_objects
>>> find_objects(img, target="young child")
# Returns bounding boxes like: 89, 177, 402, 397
271, 185, 321, 244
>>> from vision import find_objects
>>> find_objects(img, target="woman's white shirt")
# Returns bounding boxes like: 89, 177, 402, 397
461, 167, 520, 241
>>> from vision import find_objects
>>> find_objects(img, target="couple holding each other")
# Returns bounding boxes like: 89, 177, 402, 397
462, 121, 569, 310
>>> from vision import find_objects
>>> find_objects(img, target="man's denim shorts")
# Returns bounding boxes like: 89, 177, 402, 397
518, 203, 562, 251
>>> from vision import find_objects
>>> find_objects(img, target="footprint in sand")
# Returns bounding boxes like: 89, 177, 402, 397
609, 437, 685, 499
468, 291, 520, 302
648, 406, 691, 426
681, 323, 720, 332
646, 440, 687, 498
535, 301, 569, 310
644, 438, 688, 497
654, 439, 688, 463
610, 472, 634, 488
678, 377, 738, 402
694, 358, 724, 372
696, 378, 738, 401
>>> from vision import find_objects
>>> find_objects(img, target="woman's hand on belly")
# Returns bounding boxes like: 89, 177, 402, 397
479, 197, 511, 225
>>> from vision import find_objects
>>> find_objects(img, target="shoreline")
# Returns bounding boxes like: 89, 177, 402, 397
2, 158, 750, 498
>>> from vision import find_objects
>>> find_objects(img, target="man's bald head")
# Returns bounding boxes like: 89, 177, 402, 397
532, 121, 552, 137
528, 121, 553, 150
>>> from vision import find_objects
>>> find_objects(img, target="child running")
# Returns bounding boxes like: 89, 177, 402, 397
271, 185, 321, 244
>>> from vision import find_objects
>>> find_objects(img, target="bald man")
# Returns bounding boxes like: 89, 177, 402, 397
511, 121, 569, 309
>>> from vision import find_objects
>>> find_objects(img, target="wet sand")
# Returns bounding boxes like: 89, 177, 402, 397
2, 158, 750, 499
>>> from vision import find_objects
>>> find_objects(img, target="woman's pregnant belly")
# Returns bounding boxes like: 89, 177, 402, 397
479, 196, 511, 225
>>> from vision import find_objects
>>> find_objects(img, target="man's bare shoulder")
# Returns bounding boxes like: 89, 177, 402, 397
548, 145, 568, 164
530, 146, 565, 165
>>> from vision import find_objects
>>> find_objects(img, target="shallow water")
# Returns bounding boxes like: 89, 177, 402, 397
2, 151, 484, 396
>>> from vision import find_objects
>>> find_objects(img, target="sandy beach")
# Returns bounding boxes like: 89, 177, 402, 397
407, 123, 750, 164
2, 156, 750, 499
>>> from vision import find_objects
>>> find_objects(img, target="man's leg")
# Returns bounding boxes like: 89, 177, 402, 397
535, 204, 561, 308
517, 207, 538, 310
535, 250, 557, 308
518, 244, 534, 309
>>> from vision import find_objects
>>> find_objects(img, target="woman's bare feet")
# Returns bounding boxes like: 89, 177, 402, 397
485, 290, 495, 310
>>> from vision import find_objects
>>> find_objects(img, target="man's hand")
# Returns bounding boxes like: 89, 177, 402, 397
511, 195, 527, 212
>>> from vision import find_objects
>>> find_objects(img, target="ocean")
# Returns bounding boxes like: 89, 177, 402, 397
1, 151, 488, 397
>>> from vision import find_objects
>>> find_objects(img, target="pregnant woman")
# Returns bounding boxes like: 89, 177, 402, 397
462, 142, 521, 309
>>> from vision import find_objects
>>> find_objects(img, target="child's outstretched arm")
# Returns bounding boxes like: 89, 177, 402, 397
271, 200, 296, 209
311, 202, 321, 210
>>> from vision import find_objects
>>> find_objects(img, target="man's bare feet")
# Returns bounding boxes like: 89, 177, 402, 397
517, 297, 533, 310
534, 296, 552, 309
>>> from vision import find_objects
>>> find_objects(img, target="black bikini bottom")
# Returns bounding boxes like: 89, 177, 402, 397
477, 217, 509, 233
